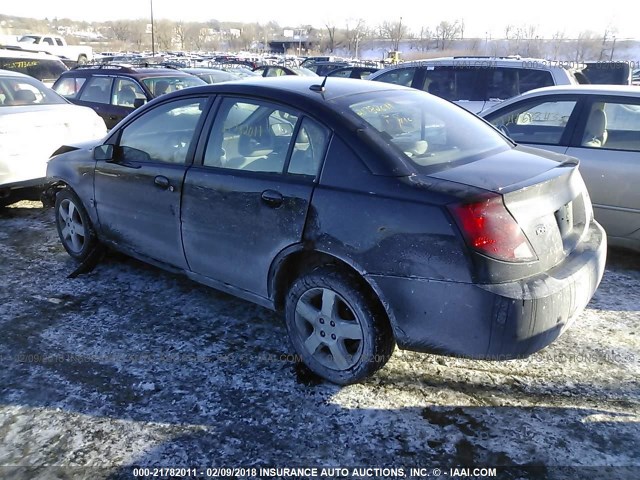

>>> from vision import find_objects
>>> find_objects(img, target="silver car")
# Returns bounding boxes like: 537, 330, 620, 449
482, 85, 640, 252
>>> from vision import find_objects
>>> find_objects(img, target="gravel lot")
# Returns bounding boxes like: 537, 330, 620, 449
1, 201, 639, 479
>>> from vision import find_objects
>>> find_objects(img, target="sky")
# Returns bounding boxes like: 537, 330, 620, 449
0, 0, 635, 40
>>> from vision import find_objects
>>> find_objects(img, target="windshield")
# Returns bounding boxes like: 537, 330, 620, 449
337, 89, 511, 171
0, 74, 67, 106
142, 76, 206, 97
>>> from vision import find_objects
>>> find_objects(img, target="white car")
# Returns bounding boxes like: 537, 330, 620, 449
0, 69, 106, 207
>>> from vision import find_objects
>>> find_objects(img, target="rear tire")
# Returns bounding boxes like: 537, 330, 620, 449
54, 189, 97, 262
285, 266, 395, 385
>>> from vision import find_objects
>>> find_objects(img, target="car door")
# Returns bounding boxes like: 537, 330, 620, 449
483, 95, 584, 156
181, 97, 331, 298
94, 95, 210, 268
565, 95, 640, 238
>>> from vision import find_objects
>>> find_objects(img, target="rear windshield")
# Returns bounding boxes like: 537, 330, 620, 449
0, 57, 68, 82
337, 89, 510, 171
0, 74, 67, 106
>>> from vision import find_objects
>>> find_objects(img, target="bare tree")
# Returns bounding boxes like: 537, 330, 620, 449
323, 21, 347, 53
551, 31, 567, 60
417, 26, 432, 52
155, 19, 175, 50
175, 22, 186, 51
109, 21, 132, 43
435, 20, 461, 51
184, 23, 207, 51
379, 20, 409, 51
574, 30, 600, 62
598, 24, 618, 61
345, 18, 368, 57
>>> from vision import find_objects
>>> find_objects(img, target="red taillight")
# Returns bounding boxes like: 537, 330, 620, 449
449, 196, 537, 262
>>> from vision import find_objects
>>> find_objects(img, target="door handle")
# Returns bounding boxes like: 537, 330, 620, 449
154, 175, 174, 191
261, 189, 284, 208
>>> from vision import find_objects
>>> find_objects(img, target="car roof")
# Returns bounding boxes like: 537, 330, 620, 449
0, 47, 62, 60
0, 68, 30, 78
371, 56, 579, 76
504, 84, 640, 96
63, 64, 195, 78
172, 76, 409, 102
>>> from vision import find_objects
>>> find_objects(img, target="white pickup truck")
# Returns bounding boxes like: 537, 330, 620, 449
18, 34, 93, 64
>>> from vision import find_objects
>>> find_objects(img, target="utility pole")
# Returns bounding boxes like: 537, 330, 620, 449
395, 17, 403, 51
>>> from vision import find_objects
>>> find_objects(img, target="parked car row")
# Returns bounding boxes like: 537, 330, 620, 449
2, 52, 639, 254
3, 50, 636, 385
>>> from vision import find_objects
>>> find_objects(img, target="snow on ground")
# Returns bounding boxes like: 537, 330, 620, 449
0, 201, 639, 479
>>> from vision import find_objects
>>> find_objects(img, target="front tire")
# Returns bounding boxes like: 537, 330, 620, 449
55, 189, 97, 261
285, 266, 395, 385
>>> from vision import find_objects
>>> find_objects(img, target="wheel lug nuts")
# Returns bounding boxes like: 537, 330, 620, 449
319, 318, 325, 324
330, 321, 335, 327
320, 331, 325, 337
331, 334, 336, 340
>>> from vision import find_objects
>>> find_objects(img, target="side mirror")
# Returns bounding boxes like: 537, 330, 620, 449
94, 144, 114, 161
133, 98, 146, 109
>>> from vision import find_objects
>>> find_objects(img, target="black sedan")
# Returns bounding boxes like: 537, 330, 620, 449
45, 78, 606, 384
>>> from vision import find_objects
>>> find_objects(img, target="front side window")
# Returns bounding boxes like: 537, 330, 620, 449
79, 77, 112, 104
487, 99, 578, 145
113, 78, 145, 107
203, 98, 301, 174
118, 97, 207, 164
582, 99, 640, 151
339, 89, 510, 171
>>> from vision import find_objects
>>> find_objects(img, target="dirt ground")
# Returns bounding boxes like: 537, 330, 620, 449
0, 201, 638, 480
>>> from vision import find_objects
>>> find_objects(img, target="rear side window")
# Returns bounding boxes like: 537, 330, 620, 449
518, 69, 554, 93
421, 66, 484, 101
375, 67, 416, 87
203, 98, 300, 174
486, 68, 554, 101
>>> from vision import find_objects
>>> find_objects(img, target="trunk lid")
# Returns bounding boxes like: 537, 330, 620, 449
430, 146, 592, 269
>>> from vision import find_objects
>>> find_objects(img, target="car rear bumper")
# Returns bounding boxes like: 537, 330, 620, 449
367, 220, 607, 359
